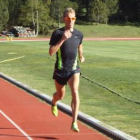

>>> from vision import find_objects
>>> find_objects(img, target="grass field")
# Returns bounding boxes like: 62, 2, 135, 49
0, 40, 140, 139
60, 23, 140, 37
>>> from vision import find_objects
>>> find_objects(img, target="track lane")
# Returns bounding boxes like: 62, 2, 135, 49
0, 112, 28, 140
0, 77, 110, 140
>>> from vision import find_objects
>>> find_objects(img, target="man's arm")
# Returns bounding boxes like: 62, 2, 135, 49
49, 39, 65, 56
78, 44, 85, 63
49, 30, 72, 56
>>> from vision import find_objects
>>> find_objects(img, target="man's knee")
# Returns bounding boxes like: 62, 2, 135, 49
57, 92, 65, 100
72, 91, 79, 99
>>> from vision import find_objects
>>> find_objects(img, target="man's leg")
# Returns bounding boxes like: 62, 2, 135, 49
52, 80, 65, 117
68, 73, 80, 131
52, 80, 66, 105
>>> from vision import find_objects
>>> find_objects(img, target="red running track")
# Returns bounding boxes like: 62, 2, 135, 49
0, 78, 110, 140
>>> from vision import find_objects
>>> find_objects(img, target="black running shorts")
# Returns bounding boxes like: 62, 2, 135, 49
53, 69, 80, 85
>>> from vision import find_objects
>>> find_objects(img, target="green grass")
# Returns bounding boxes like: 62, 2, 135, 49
0, 41, 140, 139
49, 23, 140, 37
74, 24, 140, 37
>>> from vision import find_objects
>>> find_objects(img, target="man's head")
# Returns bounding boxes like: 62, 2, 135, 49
63, 8, 76, 31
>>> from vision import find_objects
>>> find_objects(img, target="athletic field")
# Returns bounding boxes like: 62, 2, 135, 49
0, 38, 140, 139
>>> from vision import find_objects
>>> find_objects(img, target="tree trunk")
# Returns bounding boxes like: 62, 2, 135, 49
35, 10, 39, 36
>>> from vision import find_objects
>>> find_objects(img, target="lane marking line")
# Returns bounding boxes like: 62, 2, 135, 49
7, 52, 18, 54
0, 56, 25, 64
0, 109, 32, 140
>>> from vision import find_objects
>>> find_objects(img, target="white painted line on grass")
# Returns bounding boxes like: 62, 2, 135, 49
7, 52, 18, 54
0, 56, 25, 64
0, 109, 32, 140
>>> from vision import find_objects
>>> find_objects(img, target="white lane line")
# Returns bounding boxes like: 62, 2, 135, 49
0, 109, 32, 140
7, 52, 18, 54
0, 56, 25, 64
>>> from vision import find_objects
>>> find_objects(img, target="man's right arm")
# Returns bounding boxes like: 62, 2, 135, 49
49, 38, 65, 56
49, 30, 72, 56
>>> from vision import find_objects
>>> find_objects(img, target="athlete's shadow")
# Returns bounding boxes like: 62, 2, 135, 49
0, 127, 16, 129
0, 133, 58, 139
32, 136, 58, 139
0, 128, 58, 139
0, 135, 58, 139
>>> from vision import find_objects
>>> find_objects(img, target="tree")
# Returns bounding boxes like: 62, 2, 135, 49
7, 0, 23, 27
119, 0, 140, 22
19, 0, 53, 35
103, 0, 119, 23
73, 0, 91, 20
0, 0, 9, 31
50, 0, 78, 28
88, 0, 109, 24
87, 0, 119, 24
105, 0, 118, 15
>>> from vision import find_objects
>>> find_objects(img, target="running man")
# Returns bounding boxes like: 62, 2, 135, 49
49, 7, 85, 132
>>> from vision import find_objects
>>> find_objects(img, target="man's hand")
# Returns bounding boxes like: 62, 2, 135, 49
79, 56, 85, 63
62, 30, 72, 40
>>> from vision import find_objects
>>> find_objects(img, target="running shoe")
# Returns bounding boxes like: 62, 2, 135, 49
51, 105, 58, 117
71, 122, 79, 132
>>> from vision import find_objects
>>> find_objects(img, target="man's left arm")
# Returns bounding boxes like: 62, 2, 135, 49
78, 44, 85, 63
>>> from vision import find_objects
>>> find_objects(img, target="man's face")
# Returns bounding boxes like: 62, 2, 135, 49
63, 12, 76, 30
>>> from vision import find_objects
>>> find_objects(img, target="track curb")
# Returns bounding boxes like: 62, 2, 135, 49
0, 72, 138, 140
